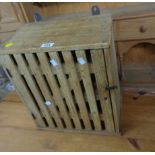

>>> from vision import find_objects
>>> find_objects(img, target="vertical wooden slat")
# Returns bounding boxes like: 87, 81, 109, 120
62, 51, 91, 130
104, 40, 121, 133
111, 32, 121, 133
13, 54, 55, 128
75, 50, 102, 130
1, 55, 46, 128
37, 52, 73, 129
91, 49, 115, 132
49, 52, 82, 130
25, 53, 63, 129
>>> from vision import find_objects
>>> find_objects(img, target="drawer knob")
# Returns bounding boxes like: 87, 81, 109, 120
139, 25, 147, 33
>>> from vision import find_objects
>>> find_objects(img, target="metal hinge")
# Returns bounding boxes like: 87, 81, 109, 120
105, 85, 117, 91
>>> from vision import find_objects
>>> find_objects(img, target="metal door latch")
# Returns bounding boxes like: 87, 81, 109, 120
105, 85, 117, 91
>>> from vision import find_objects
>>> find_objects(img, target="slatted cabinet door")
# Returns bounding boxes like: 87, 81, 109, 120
0, 47, 119, 134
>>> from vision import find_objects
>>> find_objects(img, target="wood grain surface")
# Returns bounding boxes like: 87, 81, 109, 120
0, 91, 155, 151
0, 15, 111, 55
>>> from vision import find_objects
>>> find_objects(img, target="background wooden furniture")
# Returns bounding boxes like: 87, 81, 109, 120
0, 2, 39, 93
33, 2, 137, 17
0, 2, 38, 43
0, 14, 120, 135
0, 2, 139, 44
113, 3, 155, 89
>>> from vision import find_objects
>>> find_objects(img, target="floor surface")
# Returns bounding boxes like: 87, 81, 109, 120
0, 90, 155, 151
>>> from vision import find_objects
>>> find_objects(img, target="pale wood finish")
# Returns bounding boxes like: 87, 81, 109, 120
0, 2, 37, 43
91, 49, 114, 132
18, 2, 39, 23
75, 50, 102, 131
112, 3, 155, 88
32, 3, 155, 89
114, 16, 155, 41
0, 3, 21, 24
49, 52, 82, 130
25, 53, 64, 129
13, 54, 55, 128
37, 52, 73, 129
0, 91, 155, 151
117, 41, 155, 88
0, 15, 120, 134
0, 32, 15, 42
0, 22, 23, 33
62, 51, 91, 130
0, 2, 36, 24
39, 2, 136, 17
0, 56, 46, 128
0, 48, 119, 133
0, 15, 111, 54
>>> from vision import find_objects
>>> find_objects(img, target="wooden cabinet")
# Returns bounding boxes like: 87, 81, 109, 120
0, 15, 120, 135
113, 4, 155, 88
114, 16, 155, 41
0, 3, 20, 23
0, 2, 37, 43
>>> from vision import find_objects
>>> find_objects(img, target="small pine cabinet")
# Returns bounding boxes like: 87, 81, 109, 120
0, 14, 121, 135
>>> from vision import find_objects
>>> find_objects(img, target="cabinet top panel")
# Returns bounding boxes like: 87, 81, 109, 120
0, 14, 111, 55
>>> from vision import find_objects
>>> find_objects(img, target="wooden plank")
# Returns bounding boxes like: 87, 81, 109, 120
13, 54, 55, 128
104, 45, 121, 133
0, 55, 46, 128
0, 95, 36, 129
91, 49, 115, 132
11, 15, 107, 33
0, 15, 110, 55
2, 91, 21, 103
111, 31, 121, 131
0, 43, 108, 56
25, 53, 63, 129
49, 52, 82, 130
36, 52, 73, 129
75, 50, 101, 130
62, 51, 91, 130
0, 22, 23, 33
1, 90, 155, 151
